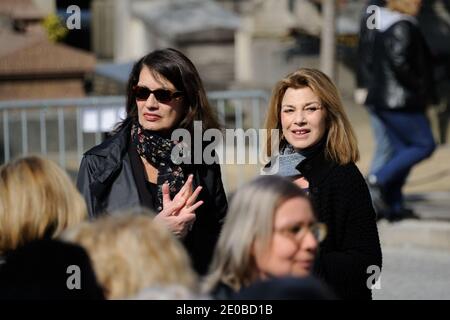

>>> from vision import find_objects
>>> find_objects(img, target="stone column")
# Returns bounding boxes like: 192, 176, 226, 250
319, 0, 336, 81
114, 0, 131, 62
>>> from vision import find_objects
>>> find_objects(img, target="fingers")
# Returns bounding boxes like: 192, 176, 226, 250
176, 174, 194, 199
186, 175, 193, 198
172, 196, 186, 213
161, 196, 185, 217
185, 186, 202, 208
186, 200, 203, 213
178, 175, 191, 196
162, 182, 171, 207
161, 175, 200, 218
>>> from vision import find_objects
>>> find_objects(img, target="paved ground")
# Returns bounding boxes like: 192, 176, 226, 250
373, 246, 450, 300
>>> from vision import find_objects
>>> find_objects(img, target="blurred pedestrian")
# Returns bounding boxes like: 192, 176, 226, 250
366, 0, 437, 221
76, 48, 228, 275
418, 0, 450, 144
202, 175, 327, 299
264, 68, 382, 300
356, 0, 394, 217
356, 0, 392, 178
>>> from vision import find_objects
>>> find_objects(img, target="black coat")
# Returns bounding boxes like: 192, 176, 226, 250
296, 151, 382, 300
76, 121, 228, 275
366, 20, 436, 112
356, 0, 386, 90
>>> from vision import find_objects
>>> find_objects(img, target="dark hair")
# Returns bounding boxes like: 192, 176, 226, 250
119, 48, 220, 132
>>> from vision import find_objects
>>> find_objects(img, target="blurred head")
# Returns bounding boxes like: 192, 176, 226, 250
0, 239, 105, 300
203, 175, 326, 293
265, 68, 359, 165
387, 0, 422, 16
253, 195, 323, 279
124, 48, 220, 135
61, 210, 197, 299
0, 156, 87, 255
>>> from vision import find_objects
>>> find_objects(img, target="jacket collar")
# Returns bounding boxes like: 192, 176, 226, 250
378, 7, 417, 33
84, 120, 132, 183
295, 149, 337, 186
84, 120, 131, 158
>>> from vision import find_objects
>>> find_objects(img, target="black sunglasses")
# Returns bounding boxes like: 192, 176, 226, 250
132, 86, 183, 103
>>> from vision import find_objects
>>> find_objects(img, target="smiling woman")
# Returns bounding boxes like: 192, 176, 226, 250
280, 87, 328, 151
264, 68, 382, 300
202, 175, 327, 299
76, 48, 228, 275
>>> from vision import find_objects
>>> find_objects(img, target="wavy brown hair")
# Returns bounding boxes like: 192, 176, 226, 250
264, 68, 359, 165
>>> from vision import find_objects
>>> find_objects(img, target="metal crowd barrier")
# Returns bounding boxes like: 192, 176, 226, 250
0, 90, 269, 192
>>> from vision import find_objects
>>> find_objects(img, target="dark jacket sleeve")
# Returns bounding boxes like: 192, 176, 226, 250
211, 163, 228, 225
76, 156, 96, 218
356, 7, 377, 89
386, 21, 422, 91
314, 165, 382, 300
187, 162, 228, 275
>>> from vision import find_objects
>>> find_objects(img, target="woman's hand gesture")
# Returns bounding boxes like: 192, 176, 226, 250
154, 174, 203, 239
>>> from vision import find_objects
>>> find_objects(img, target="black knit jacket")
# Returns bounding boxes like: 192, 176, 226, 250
296, 150, 382, 300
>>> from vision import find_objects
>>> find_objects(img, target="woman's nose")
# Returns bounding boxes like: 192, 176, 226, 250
294, 110, 306, 124
144, 93, 158, 108
301, 230, 319, 252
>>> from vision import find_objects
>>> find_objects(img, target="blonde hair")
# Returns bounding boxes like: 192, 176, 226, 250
61, 210, 197, 299
202, 176, 310, 294
387, 0, 421, 15
264, 68, 359, 165
0, 156, 87, 254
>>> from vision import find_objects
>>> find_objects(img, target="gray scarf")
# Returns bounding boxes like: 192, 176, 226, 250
276, 144, 307, 178
276, 137, 326, 178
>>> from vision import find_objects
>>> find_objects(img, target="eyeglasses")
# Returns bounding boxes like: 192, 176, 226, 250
275, 222, 327, 243
132, 85, 183, 103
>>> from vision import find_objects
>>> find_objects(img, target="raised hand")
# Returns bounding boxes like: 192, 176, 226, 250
154, 174, 203, 238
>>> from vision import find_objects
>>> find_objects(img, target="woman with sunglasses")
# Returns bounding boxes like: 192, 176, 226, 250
76, 48, 228, 275
263, 68, 382, 300
202, 175, 328, 299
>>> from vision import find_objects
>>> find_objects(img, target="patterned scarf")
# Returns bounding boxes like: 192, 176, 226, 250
131, 122, 185, 212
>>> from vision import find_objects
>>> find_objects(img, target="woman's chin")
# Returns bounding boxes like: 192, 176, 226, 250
140, 123, 166, 132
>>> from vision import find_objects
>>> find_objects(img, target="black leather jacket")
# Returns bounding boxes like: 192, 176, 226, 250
356, 0, 386, 90
366, 20, 436, 112
76, 120, 228, 275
